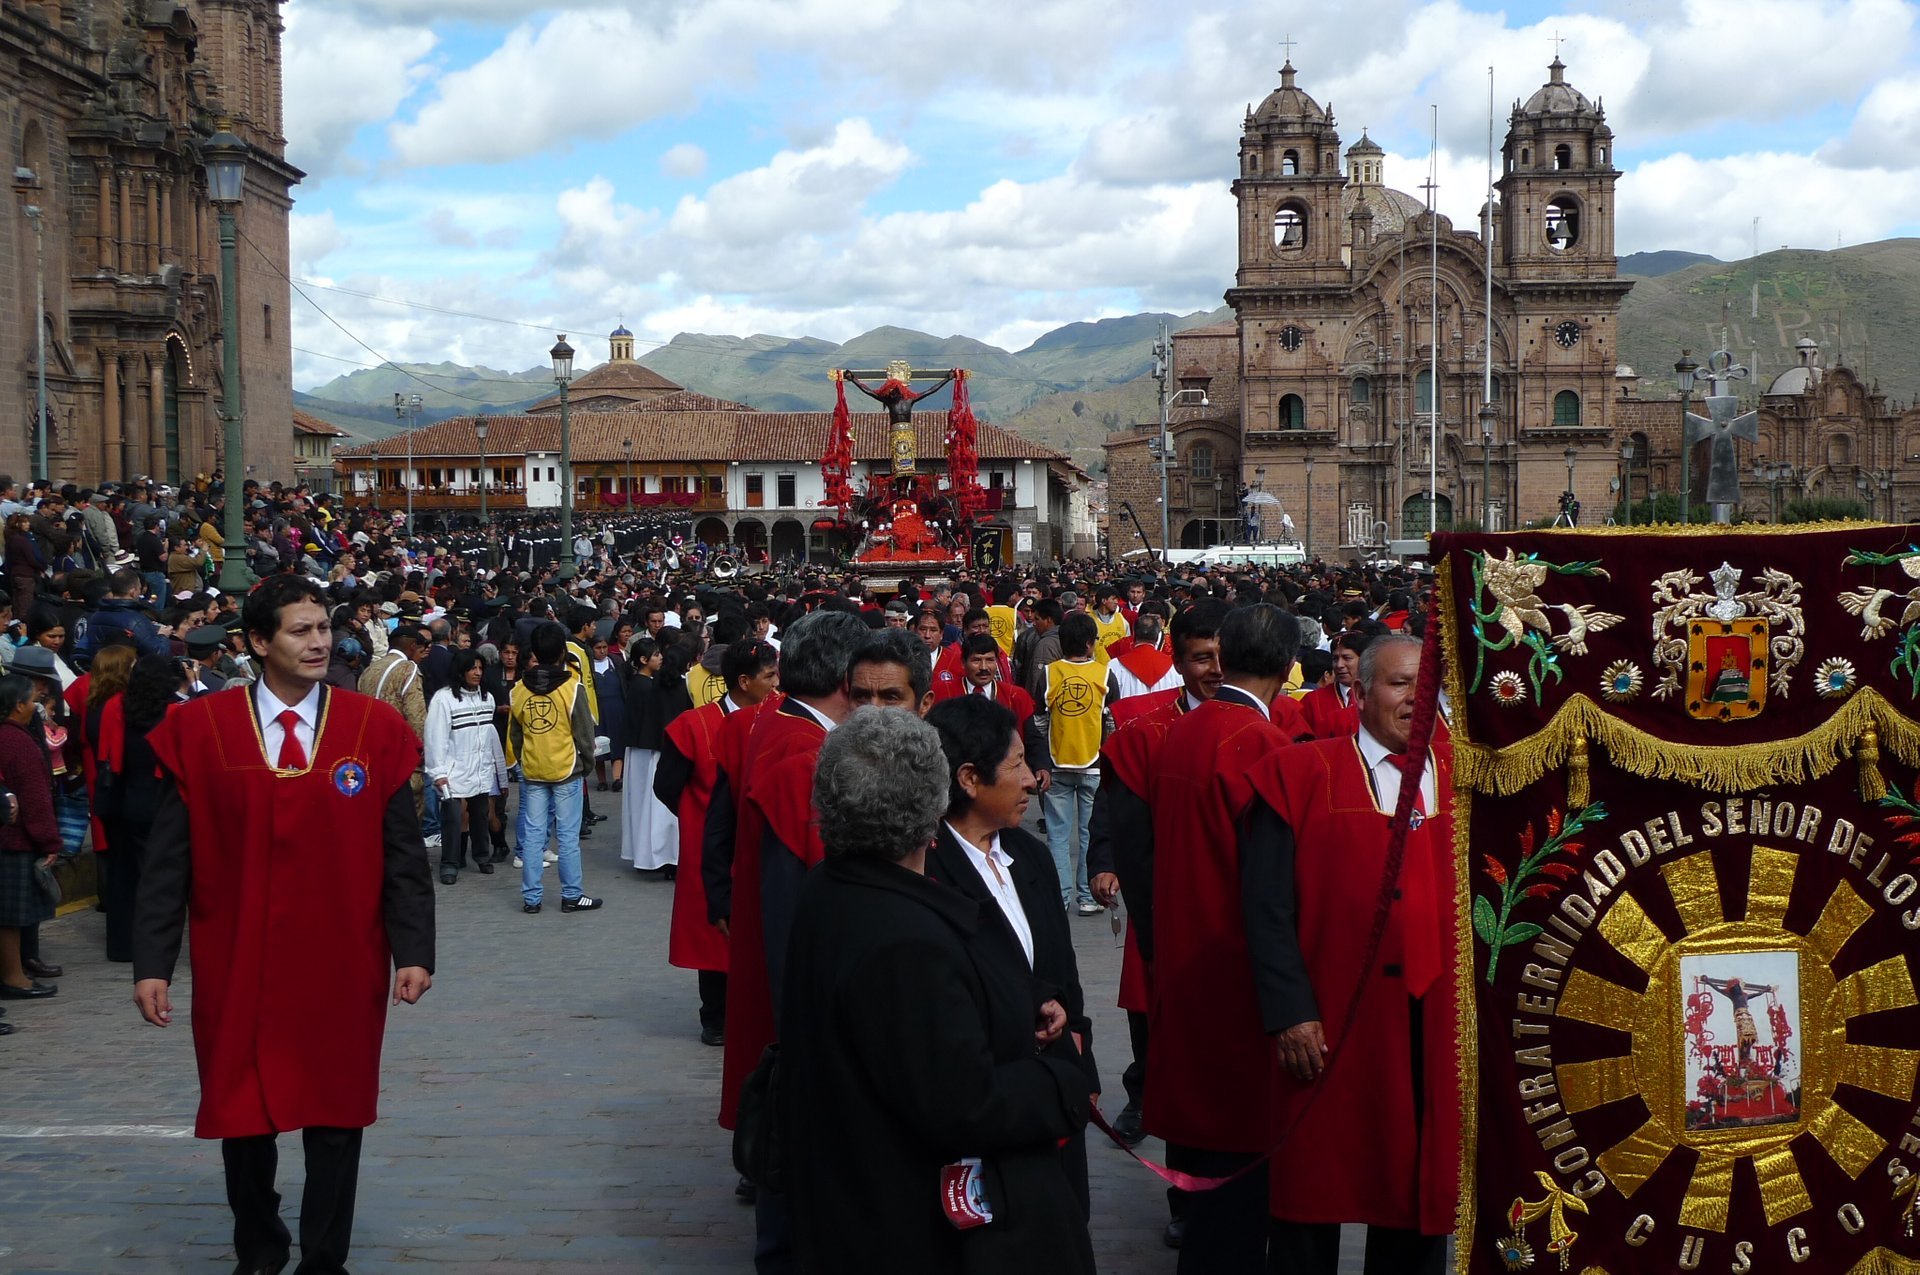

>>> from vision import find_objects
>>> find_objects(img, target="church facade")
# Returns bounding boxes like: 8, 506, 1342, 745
1108, 58, 1637, 554
2, 0, 298, 486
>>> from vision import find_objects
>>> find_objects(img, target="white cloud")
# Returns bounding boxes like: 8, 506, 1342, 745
666, 120, 911, 245
290, 210, 348, 270
282, 4, 435, 180
1824, 72, 1920, 167
1618, 149, 1920, 258
660, 143, 709, 179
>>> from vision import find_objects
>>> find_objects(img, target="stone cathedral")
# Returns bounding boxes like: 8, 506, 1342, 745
2, 0, 297, 486
1108, 58, 1635, 553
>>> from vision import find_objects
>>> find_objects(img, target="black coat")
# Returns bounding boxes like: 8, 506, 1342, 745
925, 822, 1098, 1214
779, 855, 1094, 1275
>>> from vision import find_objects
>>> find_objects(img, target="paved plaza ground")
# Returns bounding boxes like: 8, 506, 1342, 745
0, 798, 1378, 1273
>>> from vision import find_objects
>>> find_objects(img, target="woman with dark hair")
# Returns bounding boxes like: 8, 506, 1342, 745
94, 655, 186, 961
590, 634, 627, 793
5, 511, 46, 621
0, 673, 60, 1008
924, 694, 1098, 1213
424, 648, 508, 884
779, 708, 1094, 1274
619, 636, 677, 875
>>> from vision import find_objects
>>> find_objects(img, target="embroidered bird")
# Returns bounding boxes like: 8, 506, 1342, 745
1839, 586, 1920, 640
1548, 604, 1625, 656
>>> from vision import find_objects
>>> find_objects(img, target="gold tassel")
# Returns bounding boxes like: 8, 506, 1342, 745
1861, 724, 1887, 801
1568, 734, 1590, 808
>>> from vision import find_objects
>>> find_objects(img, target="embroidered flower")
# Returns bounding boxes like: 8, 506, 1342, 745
1490, 671, 1528, 708
1599, 660, 1643, 703
1493, 1234, 1535, 1270
1814, 657, 1857, 700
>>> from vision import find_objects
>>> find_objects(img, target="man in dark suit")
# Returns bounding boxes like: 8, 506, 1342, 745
923, 694, 1097, 1212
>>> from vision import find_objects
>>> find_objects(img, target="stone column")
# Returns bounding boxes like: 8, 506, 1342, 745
148, 353, 168, 479
102, 352, 121, 480
116, 170, 133, 276
145, 175, 161, 276
96, 166, 113, 272
121, 354, 141, 481
158, 178, 173, 268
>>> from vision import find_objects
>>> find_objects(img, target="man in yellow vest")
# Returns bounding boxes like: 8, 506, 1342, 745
1041, 612, 1108, 915
1092, 584, 1130, 663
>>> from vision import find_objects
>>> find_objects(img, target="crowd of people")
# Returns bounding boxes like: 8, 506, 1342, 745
0, 462, 1451, 1274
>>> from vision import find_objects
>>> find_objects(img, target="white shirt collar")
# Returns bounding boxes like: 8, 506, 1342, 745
1355, 724, 1394, 770
255, 676, 322, 730
789, 696, 837, 732
946, 821, 1011, 869
1215, 683, 1270, 719
1183, 691, 1205, 712
721, 694, 738, 714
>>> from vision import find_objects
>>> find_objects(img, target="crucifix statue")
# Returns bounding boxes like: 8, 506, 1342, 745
1683, 349, 1758, 524
837, 360, 956, 484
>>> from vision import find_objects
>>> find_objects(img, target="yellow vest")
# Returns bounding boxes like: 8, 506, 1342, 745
689, 663, 726, 709
986, 605, 1018, 657
1045, 658, 1106, 769
1092, 610, 1129, 663
567, 638, 598, 722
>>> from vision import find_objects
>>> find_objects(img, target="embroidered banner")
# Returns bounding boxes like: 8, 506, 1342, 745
1434, 526, 1920, 1275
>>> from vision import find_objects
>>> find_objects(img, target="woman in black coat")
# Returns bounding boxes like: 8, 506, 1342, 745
779, 708, 1094, 1275
924, 694, 1098, 1215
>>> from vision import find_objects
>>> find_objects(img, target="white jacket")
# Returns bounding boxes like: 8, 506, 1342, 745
424, 686, 509, 799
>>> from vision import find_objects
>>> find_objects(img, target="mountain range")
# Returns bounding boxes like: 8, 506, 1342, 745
299, 239, 1920, 470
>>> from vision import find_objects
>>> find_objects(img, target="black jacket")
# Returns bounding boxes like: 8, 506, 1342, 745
779, 855, 1094, 1275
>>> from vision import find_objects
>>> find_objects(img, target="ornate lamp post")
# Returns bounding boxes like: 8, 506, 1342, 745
204, 121, 253, 592
1675, 350, 1699, 524
1620, 440, 1633, 526
550, 335, 576, 579
1303, 451, 1315, 553
1563, 445, 1578, 525
622, 437, 634, 512
474, 417, 490, 568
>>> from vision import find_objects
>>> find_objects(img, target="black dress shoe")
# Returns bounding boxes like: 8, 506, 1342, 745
523, 902, 541, 914
0, 1021, 13, 1035
439, 869, 458, 885
1162, 1218, 1185, 1249
0, 981, 56, 999
22, 958, 61, 979
735, 1175, 757, 1204
1111, 1102, 1146, 1146
476, 860, 494, 875
234, 1258, 287, 1275
699, 1026, 724, 1047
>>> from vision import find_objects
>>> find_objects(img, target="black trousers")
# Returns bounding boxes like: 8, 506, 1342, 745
1266, 1221, 1446, 1275
1164, 1144, 1267, 1275
101, 849, 139, 963
696, 969, 727, 1034
439, 794, 492, 870
1120, 1010, 1189, 1223
222, 1126, 363, 1273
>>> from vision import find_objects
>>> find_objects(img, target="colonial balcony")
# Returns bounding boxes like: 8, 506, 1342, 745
339, 483, 728, 514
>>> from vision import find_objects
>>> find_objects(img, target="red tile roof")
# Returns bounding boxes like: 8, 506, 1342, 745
336, 408, 1065, 466
292, 409, 347, 437
523, 358, 683, 410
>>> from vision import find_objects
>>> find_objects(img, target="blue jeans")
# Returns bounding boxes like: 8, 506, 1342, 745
140, 571, 169, 607
421, 779, 442, 839
1041, 768, 1099, 907
518, 777, 584, 906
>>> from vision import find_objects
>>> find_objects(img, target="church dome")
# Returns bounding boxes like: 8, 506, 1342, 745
1341, 183, 1425, 243
1345, 131, 1384, 158
1767, 337, 1823, 396
610, 324, 632, 338
1520, 58, 1600, 119
1252, 62, 1328, 126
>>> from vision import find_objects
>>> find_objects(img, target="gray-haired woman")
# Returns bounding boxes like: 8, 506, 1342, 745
778, 707, 1095, 1275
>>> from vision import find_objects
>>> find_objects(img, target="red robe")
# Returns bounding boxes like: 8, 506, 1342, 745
1267, 691, 1314, 743
931, 643, 1011, 700
718, 701, 826, 1130
66, 674, 106, 852
1143, 694, 1290, 1151
1300, 683, 1360, 739
1099, 690, 1187, 1012
1247, 737, 1458, 1234
663, 701, 730, 974
1109, 685, 1179, 730
146, 686, 422, 1139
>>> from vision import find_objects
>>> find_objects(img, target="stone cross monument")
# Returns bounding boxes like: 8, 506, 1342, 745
1684, 349, 1758, 524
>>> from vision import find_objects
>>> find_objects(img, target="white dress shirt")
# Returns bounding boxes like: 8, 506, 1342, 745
1213, 683, 1271, 719
787, 697, 837, 733
946, 823, 1034, 967
1356, 725, 1436, 814
257, 678, 322, 768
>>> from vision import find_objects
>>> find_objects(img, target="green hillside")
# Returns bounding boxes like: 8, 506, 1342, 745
306, 361, 551, 411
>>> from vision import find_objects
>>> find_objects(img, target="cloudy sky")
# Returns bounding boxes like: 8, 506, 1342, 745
282, 0, 1920, 391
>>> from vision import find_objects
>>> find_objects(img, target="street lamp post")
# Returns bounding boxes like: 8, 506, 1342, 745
204, 121, 253, 593
475, 418, 490, 569
394, 392, 420, 537
622, 438, 634, 515
551, 335, 576, 579
1304, 452, 1315, 554
1564, 446, 1578, 525
1479, 401, 1497, 530
1620, 440, 1634, 526
20, 192, 46, 479
1675, 350, 1699, 525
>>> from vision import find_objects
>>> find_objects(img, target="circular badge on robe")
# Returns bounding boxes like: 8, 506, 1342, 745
332, 760, 368, 798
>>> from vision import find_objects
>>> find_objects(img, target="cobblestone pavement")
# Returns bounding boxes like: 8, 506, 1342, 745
0, 796, 1378, 1273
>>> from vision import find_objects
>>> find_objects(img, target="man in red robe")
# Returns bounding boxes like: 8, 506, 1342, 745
1241, 634, 1456, 1274
1105, 604, 1181, 713
133, 574, 435, 1275
702, 608, 868, 1273
654, 637, 779, 1047
1299, 631, 1368, 739
1144, 604, 1300, 1273
1087, 598, 1228, 1243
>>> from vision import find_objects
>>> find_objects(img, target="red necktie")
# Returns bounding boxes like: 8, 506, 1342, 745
276, 709, 307, 770
1384, 751, 1441, 998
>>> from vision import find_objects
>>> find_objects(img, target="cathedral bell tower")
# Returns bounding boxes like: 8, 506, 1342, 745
1233, 62, 1346, 286
1497, 58, 1618, 272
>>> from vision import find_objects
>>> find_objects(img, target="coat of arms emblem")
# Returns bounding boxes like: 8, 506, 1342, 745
1650, 562, 1805, 721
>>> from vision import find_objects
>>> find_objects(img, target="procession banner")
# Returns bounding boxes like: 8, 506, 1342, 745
1433, 525, 1920, 1275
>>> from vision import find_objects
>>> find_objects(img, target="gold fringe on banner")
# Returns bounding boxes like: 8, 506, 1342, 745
1567, 734, 1590, 808
1448, 688, 1920, 797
